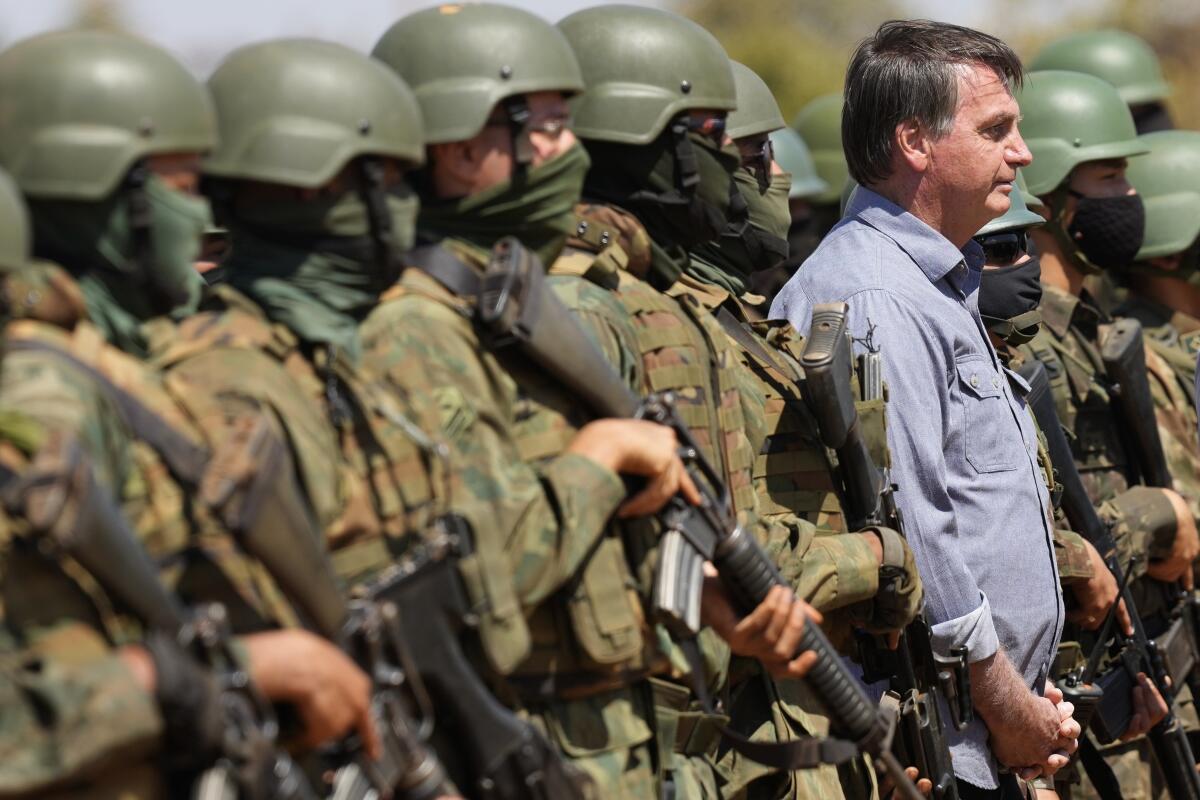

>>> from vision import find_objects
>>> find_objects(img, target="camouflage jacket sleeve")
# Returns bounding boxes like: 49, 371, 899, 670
360, 280, 625, 608
0, 622, 163, 795
1053, 527, 1095, 582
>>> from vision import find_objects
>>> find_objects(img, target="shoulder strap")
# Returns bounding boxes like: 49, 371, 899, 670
5, 338, 209, 489
406, 244, 484, 300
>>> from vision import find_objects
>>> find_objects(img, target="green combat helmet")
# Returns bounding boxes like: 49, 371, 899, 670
1032, 30, 1168, 109
792, 93, 846, 206
372, 3, 582, 147
0, 30, 215, 201
727, 61, 785, 140
557, 4, 736, 145
1015, 70, 1148, 197
770, 128, 828, 200
205, 38, 424, 188
1126, 130, 1200, 277
977, 171, 1046, 236
0, 169, 30, 273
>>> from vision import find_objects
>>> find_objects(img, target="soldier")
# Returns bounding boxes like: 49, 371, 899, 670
1031, 30, 1174, 134
0, 32, 378, 797
1120, 131, 1200, 529
1016, 68, 1200, 798
556, 12, 922, 798
366, 5, 816, 796
973, 172, 1171, 798
743, 125, 831, 316
792, 93, 851, 253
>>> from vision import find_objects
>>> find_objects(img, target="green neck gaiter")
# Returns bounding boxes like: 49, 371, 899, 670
688, 169, 792, 297
220, 185, 419, 362
583, 130, 741, 290
418, 141, 590, 267
30, 176, 209, 356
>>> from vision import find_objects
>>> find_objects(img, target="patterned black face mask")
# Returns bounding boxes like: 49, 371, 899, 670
1066, 191, 1145, 271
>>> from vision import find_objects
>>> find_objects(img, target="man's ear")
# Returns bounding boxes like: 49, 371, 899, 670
894, 118, 931, 174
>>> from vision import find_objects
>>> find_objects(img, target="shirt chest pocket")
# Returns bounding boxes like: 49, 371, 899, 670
955, 356, 1018, 474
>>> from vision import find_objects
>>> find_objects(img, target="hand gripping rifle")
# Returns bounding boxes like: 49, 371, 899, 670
0, 431, 318, 800
454, 236, 923, 798
1020, 357, 1200, 800
799, 302, 969, 800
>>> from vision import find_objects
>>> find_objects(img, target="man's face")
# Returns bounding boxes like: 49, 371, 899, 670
925, 64, 1031, 233
1061, 158, 1134, 227
468, 90, 576, 191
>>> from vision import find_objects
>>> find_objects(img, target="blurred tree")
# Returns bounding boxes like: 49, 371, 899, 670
680, 0, 906, 122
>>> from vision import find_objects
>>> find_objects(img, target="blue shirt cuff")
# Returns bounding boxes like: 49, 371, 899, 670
930, 593, 999, 663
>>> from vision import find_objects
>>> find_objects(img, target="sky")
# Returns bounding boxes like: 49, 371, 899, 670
0, 0, 1077, 75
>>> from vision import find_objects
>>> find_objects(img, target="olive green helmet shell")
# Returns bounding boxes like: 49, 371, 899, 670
1031, 30, 1168, 107
792, 93, 846, 205
558, 5, 736, 145
0, 169, 30, 273
1126, 130, 1200, 260
727, 61, 785, 140
1015, 70, 1148, 197
373, 3, 582, 145
769, 128, 828, 199
0, 30, 216, 201
976, 171, 1045, 236
204, 39, 423, 189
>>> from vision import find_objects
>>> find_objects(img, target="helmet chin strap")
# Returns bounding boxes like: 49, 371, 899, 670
357, 156, 403, 285
502, 95, 534, 179
123, 160, 154, 279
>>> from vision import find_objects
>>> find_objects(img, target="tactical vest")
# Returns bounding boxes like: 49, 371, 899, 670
150, 285, 456, 589
1022, 287, 1132, 505
371, 255, 656, 687
0, 316, 296, 643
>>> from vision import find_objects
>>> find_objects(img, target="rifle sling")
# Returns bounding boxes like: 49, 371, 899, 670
407, 244, 859, 770
407, 243, 485, 300
715, 306, 797, 382
1077, 736, 1124, 800
6, 338, 210, 489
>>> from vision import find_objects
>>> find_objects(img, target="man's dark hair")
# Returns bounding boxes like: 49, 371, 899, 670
842, 20, 1023, 186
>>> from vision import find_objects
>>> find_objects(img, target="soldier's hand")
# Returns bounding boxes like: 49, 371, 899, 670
1147, 489, 1198, 588
700, 566, 819, 679
243, 630, 381, 759
1121, 672, 1169, 741
567, 419, 701, 517
879, 766, 932, 798
1066, 539, 1131, 634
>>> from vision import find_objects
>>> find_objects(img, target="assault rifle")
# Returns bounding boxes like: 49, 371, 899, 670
3, 337, 459, 800
800, 302, 969, 800
452, 236, 923, 798
1020, 356, 1200, 800
1, 432, 318, 800
220, 427, 587, 800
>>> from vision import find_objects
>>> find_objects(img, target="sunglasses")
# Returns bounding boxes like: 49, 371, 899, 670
974, 230, 1032, 265
685, 113, 727, 147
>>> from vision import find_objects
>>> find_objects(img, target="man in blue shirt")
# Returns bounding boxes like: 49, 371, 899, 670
771, 20, 1077, 798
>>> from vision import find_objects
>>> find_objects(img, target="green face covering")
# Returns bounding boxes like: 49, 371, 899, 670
687, 167, 792, 297
583, 130, 742, 290
418, 141, 590, 267
230, 182, 418, 251
218, 182, 421, 362
29, 175, 209, 355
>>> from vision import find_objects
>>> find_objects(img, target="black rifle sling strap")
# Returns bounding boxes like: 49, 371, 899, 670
6, 338, 209, 489
409, 241, 862, 770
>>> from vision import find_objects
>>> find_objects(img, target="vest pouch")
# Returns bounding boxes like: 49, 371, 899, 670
538, 684, 653, 760
567, 536, 645, 665
457, 542, 531, 676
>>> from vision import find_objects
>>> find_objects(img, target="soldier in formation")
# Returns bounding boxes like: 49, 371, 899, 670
0, 7, 1198, 800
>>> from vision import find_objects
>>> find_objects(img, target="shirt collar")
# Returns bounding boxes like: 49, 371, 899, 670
847, 186, 984, 284
1038, 283, 1102, 339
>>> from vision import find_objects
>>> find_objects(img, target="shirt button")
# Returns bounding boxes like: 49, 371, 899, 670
992, 376, 1000, 388
970, 374, 980, 388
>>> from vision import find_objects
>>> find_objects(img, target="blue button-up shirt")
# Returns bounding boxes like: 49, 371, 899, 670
771, 188, 1063, 787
